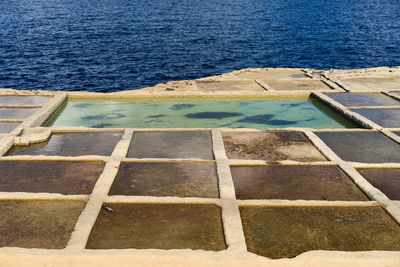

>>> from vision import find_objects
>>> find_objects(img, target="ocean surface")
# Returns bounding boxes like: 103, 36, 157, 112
1, 0, 400, 92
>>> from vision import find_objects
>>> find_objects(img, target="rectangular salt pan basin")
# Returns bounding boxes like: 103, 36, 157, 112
45, 97, 358, 129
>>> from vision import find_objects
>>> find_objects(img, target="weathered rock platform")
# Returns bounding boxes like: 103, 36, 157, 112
0, 67, 400, 266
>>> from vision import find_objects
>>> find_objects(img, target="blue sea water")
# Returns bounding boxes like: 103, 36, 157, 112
1, 0, 400, 92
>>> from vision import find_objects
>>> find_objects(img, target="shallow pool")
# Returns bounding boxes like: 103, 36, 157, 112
45, 97, 358, 129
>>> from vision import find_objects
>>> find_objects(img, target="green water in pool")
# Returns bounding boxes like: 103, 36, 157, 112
45, 97, 358, 129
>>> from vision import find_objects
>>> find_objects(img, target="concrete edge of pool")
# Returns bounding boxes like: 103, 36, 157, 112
1, 67, 400, 267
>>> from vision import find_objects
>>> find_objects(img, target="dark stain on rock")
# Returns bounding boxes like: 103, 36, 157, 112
143, 103, 161, 107
147, 114, 166, 118
185, 112, 242, 119
284, 102, 309, 108
91, 123, 114, 128
237, 114, 315, 125
267, 119, 297, 125
82, 115, 106, 120
278, 102, 310, 113
82, 113, 127, 121
170, 104, 195, 110
239, 102, 252, 106
301, 107, 316, 111
74, 103, 92, 108
236, 114, 274, 123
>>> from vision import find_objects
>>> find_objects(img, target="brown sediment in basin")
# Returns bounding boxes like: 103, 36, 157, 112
240, 206, 400, 259
357, 168, 400, 200
316, 131, 400, 163
0, 107, 39, 120
0, 160, 105, 194
325, 93, 400, 107
110, 162, 219, 198
0, 95, 51, 106
222, 131, 326, 161
351, 108, 400, 128
0, 122, 20, 133
0, 200, 86, 249
7, 132, 122, 156
127, 131, 214, 159
86, 203, 226, 250
1, 68, 400, 265
231, 165, 368, 201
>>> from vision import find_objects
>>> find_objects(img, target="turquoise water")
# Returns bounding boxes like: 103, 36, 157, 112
45, 97, 358, 129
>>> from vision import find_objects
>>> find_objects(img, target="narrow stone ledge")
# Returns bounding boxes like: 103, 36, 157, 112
380, 129, 400, 145
13, 128, 51, 145
383, 90, 400, 101
221, 200, 247, 253
255, 80, 274, 91
302, 130, 342, 162
66, 130, 133, 250
352, 163, 400, 168
228, 160, 337, 166
0, 105, 43, 108
215, 159, 236, 200
348, 106, 400, 109
50, 126, 125, 133
237, 199, 380, 207
104, 196, 222, 205
211, 130, 227, 160
0, 192, 89, 200
0, 155, 108, 161
0, 136, 13, 156
121, 158, 215, 163
20, 93, 67, 128
311, 92, 381, 129
211, 130, 247, 253
337, 162, 400, 225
